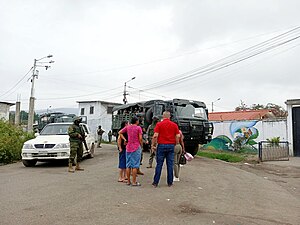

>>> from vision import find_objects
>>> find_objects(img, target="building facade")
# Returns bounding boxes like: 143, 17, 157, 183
0, 101, 15, 121
286, 99, 300, 156
77, 100, 121, 141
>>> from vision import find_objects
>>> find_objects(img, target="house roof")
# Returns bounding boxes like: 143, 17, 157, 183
209, 110, 275, 121
0, 101, 15, 106
77, 100, 122, 106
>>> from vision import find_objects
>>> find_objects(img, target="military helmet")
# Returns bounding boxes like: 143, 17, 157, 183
73, 116, 82, 122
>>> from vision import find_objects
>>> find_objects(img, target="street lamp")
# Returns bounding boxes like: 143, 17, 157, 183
27, 55, 54, 132
212, 98, 221, 112
123, 76, 136, 104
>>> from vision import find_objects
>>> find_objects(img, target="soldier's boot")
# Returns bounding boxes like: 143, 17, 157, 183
68, 163, 75, 173
75, 163, 84, 171
137, 168, 144, 175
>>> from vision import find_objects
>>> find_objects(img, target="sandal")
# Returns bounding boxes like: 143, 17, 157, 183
126, 182, 131, 186
118, 180, 124, 182
131, 182, 141, 187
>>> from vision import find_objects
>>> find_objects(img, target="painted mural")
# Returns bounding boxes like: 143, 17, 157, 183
203, 121, 259, 152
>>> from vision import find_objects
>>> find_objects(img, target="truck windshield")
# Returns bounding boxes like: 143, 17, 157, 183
40, 124, 70, 135
175, 104, 207, 120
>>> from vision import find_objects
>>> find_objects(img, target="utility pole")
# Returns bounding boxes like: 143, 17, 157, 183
27, 59, 37, 132
15, 94, 21, 126
123, 76, 136, 104
27, 55, 54, 132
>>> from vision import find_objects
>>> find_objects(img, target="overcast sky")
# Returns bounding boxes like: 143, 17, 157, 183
1, 0, 299, 112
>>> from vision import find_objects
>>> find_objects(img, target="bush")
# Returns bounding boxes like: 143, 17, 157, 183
197, 150, 245, 163
0, 120, 34, 164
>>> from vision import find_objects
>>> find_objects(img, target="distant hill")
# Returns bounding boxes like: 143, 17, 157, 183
35, 108, 78, 115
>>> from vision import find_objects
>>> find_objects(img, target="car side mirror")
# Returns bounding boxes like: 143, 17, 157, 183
35, 133, 40, 137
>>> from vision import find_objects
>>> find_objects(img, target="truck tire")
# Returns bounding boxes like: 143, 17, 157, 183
22, 160, 37, 167
186, 144, 199, 156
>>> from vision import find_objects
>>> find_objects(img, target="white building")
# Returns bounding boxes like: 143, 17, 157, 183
285, 99, 300, 156
0, 101, 15, 121
77, 100, 122, 141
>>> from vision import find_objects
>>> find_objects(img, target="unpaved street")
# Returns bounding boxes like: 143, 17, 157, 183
0, 144, 299, 225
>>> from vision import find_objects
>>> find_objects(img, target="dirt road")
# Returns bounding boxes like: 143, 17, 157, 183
0, 144, 299, 225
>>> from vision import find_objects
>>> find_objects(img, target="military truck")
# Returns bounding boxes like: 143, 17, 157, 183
112, 99, 213, 156
35, 112, 87, 132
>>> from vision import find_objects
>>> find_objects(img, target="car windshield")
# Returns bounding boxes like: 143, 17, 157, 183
175, 104, 207, 120
40, 124, 70, 135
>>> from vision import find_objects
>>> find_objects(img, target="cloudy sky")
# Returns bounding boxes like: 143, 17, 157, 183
1, 0, 299, 112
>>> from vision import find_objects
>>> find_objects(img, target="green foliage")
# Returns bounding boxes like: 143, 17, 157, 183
197, 150, 245, 163
0, 120, 34, 164
266, 137, 280, 147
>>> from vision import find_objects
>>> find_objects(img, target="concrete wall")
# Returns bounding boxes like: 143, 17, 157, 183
209, 119, 288, 153
0, 103, 11, 121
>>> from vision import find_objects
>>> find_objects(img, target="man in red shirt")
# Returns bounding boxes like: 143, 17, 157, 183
151, 111, 180, 187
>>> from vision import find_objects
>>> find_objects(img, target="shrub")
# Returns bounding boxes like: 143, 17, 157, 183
0, 120, 34, 164
266, 137, 280, 147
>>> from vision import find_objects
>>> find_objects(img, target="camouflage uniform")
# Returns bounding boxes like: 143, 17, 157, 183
147, 119, 158, 168
68, 123, 84, 165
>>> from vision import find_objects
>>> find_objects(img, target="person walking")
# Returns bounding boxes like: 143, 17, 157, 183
151, 111, 180, 187
119, 117, 143, 186
108, 130, 113, 143
173, 130, 185, 182
97, 125, 105, 148
117, 121, 128, 182
68, 117, 85, 173
146, 116, 159, 168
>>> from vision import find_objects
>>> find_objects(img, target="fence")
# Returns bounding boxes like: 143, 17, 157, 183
258, 141, 289, 162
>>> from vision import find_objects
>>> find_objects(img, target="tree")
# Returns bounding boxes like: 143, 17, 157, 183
235, 102, 287, 118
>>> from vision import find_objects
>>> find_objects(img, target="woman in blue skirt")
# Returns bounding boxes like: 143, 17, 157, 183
117, 121, 128, 182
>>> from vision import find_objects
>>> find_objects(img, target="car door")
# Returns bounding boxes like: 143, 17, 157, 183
81, 124, 94, 151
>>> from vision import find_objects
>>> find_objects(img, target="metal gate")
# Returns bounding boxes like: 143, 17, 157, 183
258, 141, 289, 162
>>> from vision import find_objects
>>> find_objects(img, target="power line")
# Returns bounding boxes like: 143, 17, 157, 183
0, 67, 33, 98
139, 27, 300, 91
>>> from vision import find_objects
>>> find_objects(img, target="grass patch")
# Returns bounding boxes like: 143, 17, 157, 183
197, 150, 245, 163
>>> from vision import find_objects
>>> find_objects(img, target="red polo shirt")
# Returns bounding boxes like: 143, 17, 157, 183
154, 118, 180, 144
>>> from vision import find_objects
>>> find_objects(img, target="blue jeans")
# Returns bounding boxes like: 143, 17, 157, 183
153, 144, 175, 185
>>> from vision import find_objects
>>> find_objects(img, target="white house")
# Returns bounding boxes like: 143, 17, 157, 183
0, 101, 15, 121
77, 100, 122, 141
285, 99, 300, 156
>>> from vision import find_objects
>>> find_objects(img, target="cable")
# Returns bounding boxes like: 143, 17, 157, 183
140, 27, 300, 91
0, 67, 33, 98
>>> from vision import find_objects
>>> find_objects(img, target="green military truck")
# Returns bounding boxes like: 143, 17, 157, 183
112, 99, 213, 156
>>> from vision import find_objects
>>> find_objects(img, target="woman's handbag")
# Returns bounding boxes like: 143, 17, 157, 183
179, 153, 187, 165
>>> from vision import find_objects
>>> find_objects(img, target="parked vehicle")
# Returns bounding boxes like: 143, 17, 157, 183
112, 99, 213, 156
22, 123, 95, 167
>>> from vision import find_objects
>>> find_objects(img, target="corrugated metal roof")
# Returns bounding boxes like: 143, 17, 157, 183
209, 110, 275, 121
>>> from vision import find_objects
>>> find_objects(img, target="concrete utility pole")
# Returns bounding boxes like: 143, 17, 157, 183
27, 55, 54, 132
15, 100, 21, 126
27, 59, 37, 132
123, 76, 136, 104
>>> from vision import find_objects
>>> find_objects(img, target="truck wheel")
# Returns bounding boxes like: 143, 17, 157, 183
22, 160, 37, 167
186, 144, 199, 156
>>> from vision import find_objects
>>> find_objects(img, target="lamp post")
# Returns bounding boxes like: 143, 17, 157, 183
27, 55, 54, 132
212, 98, 221, 112
123, 76, 136, 104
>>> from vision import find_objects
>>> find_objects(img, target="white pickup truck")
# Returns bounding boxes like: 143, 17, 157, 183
21, 123, 95, 167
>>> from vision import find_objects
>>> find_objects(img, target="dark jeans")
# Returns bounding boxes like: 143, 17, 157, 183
153, 144, 175, 185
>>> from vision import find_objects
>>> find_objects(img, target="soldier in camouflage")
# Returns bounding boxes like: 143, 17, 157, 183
146, 116, 159, 168
68, 117, 85, 173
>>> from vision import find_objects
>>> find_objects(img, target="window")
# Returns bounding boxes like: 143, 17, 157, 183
90, 106, 94, 114
80, 108, 85, 115
107, 106, 114, 114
